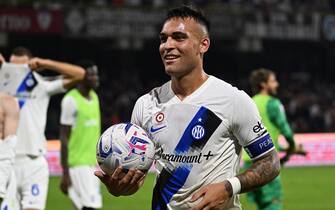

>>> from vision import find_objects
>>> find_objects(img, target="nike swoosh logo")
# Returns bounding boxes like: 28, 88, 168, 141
150, 125, 166, 133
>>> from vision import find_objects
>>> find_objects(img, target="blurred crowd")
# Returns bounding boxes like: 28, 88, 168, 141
2, 0, 335, 12
280, 72, 335, 133
2, 0, 333, 135
97, 70, 335, 134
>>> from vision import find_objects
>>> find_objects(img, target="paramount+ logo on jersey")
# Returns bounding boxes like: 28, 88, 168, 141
159, 151, 214, 164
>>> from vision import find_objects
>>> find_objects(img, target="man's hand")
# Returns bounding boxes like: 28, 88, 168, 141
0, 53, 5, 66
28, 57, 47, 71
280, 143, 307, 165
95, 167, 146, 197
59, 173, 72, 195
189, 181, 232, 210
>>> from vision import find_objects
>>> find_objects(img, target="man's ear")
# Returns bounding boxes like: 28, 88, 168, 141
200, 37, 210, 54
260, 82, 267, 89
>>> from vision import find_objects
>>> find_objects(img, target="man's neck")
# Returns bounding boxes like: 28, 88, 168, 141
259, 90, 269, 96
78, 86, 91, 99
171, 70, 208, 101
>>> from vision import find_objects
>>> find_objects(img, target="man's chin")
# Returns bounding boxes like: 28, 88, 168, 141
165, 68, 175, 76
269, 91, 277, 96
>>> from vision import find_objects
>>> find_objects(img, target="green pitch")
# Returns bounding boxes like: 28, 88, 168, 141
47, 166, 335, 210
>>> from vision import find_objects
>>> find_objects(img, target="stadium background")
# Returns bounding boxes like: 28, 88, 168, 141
1, 0, 335, 209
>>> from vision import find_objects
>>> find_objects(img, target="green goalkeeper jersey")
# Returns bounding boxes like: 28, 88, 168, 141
243, 94, 294, 162
66, 89, 101, 166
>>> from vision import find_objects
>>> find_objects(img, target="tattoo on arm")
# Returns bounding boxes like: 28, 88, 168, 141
237, 150, 280, 193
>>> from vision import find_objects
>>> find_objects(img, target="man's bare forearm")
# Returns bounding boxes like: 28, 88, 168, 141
60, 125, 71, 174
237, 150, 280, 193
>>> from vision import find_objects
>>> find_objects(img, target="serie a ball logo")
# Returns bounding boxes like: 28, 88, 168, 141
96, 123, 156, 174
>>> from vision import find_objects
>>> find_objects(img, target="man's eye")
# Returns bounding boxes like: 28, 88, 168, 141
160, 36, 167, 43
173, 34, 186, 41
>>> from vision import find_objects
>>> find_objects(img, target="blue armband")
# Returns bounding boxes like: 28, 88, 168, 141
244, 133, 274, 160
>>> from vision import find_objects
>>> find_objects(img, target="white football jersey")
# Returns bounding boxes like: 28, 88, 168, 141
131, 76, 274, 210
0, 63, 65, 156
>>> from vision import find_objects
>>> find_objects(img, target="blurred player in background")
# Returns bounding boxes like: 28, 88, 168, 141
0, 92, 19, 210
243, 68, 306, 210
96, 6, 280, 210
59, 60, 102, 210
0, 47, 85, 210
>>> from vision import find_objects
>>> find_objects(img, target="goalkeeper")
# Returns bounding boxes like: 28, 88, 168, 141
243, 68, 306, 210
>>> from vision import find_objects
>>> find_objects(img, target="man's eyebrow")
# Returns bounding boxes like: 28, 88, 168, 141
171, 31, 187, 36
159, 31, 187, 36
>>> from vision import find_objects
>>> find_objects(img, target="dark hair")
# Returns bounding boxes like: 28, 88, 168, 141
76, 59, 96, 71
11, 47, 33, 58
165, 5, 210, 34
249, 68, 275, 94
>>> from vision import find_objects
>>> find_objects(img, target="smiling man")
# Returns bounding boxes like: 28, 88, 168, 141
96, 6, 280, 210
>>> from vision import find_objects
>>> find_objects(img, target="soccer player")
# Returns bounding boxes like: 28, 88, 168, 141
95, 6, 280, 210
242, 68, 304, 210
59, 60, 102, 210
0, 93, 19, 210
0, 47, 85, 210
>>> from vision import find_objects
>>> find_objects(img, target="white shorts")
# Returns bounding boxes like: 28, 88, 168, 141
14, 155, 49, 210
1, 170, 18, 210
68, 165, 102, 209
0, 158, 12, 199
0, 135, 16, 198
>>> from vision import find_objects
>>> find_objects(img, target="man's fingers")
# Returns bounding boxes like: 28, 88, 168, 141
62, 187, 68, 194
296, 144, 307, 155
0, 53, 5, 64
111, 167, 124, 180
189, 187, 213, 210
59, 184, 67, 194
95, 168, 144, 196
120, 169, 136, 185
94, 170, 104, 178
130, 170, 145, 185
191, 187, 206, 202
189, 199, 208, 210
94, 170, 110, 184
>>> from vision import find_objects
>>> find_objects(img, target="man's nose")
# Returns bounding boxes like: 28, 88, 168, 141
164, 37, 175, 49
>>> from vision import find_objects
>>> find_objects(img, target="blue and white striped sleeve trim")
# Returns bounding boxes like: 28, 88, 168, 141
244, 133, 275, 160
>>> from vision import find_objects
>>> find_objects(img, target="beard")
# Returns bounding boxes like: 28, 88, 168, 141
268, 88, 277, 96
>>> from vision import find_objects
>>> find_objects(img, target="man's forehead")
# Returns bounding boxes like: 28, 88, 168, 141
161, 18, 198, 33
10, 55, 30, 64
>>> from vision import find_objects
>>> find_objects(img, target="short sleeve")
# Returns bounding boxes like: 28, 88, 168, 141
60, 96, 77, 126
131, 93, 154, 128
232, 90, 275, 160
39, 75, 66, 96
131, 95, 146, 127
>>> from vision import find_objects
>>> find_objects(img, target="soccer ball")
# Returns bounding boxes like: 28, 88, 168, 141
96, 123, 155, 175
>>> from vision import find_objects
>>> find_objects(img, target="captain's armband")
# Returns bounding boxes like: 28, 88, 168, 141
244, 133, 275, 160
